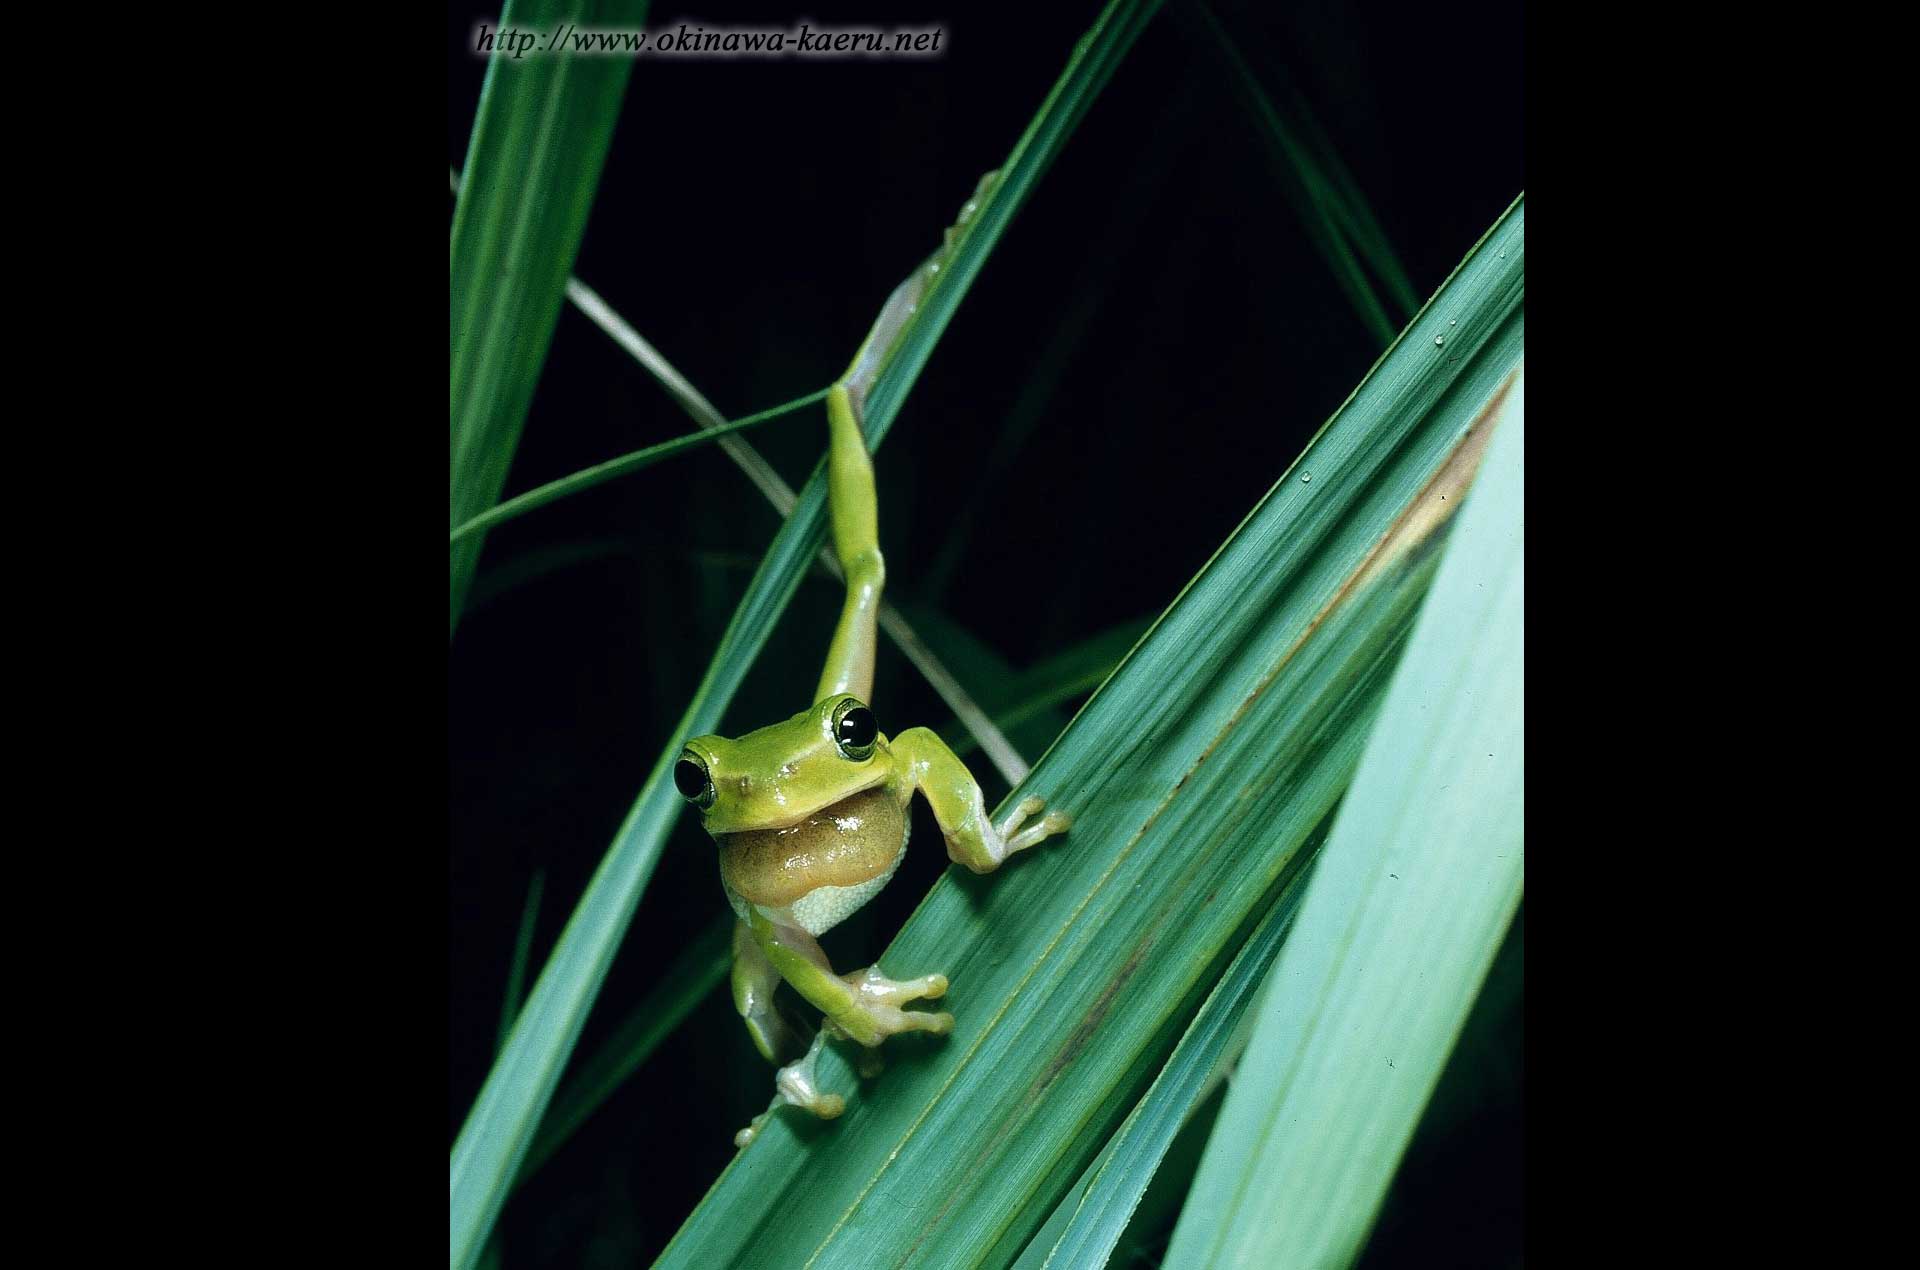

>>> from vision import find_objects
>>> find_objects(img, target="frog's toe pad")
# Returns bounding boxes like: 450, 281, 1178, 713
846, 966, 947, 1008
871, 1007, 954, 1039
997, 796, 1046, 840
734, 1115, 769, 1149
1004, 801, 1072, 855
775, 1067, 846, 1119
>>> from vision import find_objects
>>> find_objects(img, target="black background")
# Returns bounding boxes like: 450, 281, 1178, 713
448, 1, 1524, 1264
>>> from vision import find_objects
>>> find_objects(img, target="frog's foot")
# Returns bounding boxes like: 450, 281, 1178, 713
735, 1031, 846, 1148
774, 1029, 846, 1119
841, 967, 955, 1042
997, 795, 1073, 857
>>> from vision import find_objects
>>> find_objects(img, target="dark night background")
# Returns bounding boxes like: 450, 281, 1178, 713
449, 1, 1523, 1264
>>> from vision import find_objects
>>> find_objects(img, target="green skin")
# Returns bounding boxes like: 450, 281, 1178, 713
675, 366, 1070, 1147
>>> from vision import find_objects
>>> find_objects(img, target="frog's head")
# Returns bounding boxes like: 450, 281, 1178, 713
674, 694, 890, 836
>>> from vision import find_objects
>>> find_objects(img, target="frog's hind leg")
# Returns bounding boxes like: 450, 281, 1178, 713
733, 912, 950, 1147
732, 919, 852, 1146
749, 910, 952, 1051
735, 1026, 847, 1148
732, 919, 806, 1066
815, 383, 886, 704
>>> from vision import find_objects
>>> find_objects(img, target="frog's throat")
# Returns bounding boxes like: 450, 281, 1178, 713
715, 786, 907, 909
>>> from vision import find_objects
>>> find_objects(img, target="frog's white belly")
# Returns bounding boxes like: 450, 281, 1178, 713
726, 819, 908, 936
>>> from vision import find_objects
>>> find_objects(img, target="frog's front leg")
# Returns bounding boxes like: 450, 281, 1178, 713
889, 727, 1073, 873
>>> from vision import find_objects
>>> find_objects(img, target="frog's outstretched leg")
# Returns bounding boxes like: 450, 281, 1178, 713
748, 908, 952, 1052
889, 727, 1073, 874
731, 919, 807, 1065
815, 382, 886, 704
812, 183, 984, 704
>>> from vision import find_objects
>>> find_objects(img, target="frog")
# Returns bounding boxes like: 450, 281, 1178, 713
671, 186, 1071, 1147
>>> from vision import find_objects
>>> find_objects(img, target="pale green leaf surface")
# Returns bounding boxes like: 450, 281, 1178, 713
657, 200, 1523, 1269
1165, 365, 1524, 1270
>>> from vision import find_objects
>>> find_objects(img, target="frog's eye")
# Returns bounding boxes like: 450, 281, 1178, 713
832, 700, 878, 760
674, 752, 715, 810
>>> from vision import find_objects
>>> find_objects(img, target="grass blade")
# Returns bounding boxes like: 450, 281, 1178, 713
1285, 86, 1422, 318
447, 6, 1163, 1264
1164, 365, 1525, 1270
1185, 1, 1402, 343
495, 870, 546, 1056
656, 198, 1523, 1270
448, 391, 826, 544
514, 916, 733, 1186
449, 0, 648, 635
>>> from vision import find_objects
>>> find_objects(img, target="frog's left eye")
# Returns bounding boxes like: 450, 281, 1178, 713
674, 752, 715, 810
832, 700, 878, 760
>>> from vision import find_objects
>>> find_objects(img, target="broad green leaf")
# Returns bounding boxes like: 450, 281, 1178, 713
1165, 365, 1524, 1270
449, 0, 649, 635
448, 5, 1165, 1265
1011, 847, 1315, 1270
657, 199, 1523, 1269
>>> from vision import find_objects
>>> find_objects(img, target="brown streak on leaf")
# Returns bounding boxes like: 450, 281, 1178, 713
1036, 939, 1154, 1094
1348, 366, 1515, 593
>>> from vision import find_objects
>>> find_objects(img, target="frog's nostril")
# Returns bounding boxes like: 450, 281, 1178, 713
735, 774, 753, 795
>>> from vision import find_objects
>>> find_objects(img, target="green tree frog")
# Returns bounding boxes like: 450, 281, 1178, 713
671, 187, 1071, 1147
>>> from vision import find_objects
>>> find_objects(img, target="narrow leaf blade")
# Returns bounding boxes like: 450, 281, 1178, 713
449, 0, 648, 634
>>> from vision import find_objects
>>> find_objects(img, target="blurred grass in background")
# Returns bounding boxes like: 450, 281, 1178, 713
449, 0, 1522, 1264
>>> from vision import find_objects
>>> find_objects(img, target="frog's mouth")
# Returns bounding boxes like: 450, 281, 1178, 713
716, 786, 906, 907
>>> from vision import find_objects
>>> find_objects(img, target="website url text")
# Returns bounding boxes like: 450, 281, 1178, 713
473, 22, 948, 60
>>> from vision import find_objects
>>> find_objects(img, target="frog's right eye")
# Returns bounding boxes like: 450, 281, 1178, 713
674, 753, 715, 810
